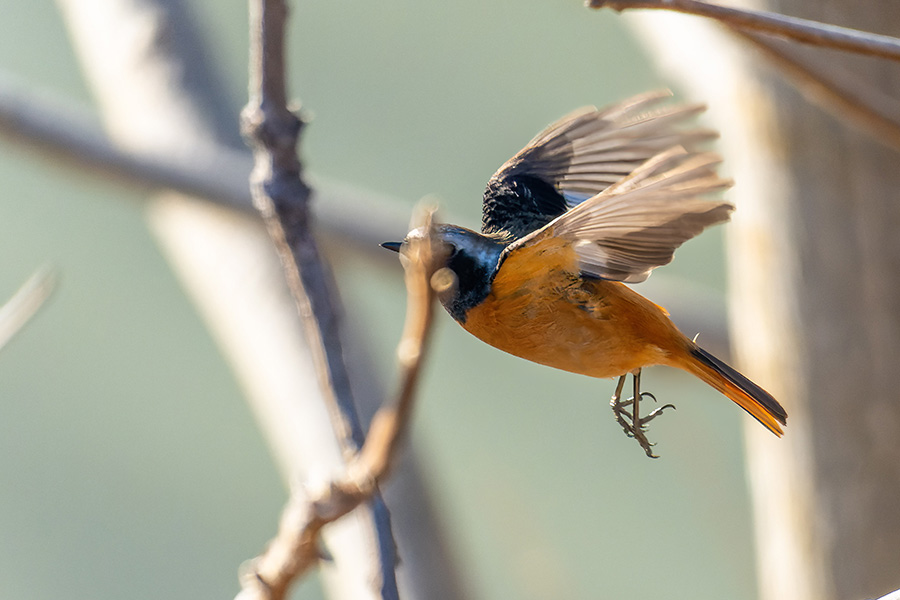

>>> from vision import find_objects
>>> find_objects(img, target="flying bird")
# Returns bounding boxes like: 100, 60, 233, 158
382, 91, 787, 457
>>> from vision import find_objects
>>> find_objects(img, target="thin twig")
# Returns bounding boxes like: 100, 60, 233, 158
240, 0, 401, 596
589, 0, 900, 62
242, 0, 364, 454
356, 209, 445, 482
734, 29, 900, 152
238, 210, 445, 600
589, 0, 900, 151
0, 268, 55, 352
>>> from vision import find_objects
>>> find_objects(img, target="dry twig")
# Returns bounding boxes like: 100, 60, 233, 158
589, 0, 900, 62
237, 209, 445, 600
241, 0, 365, 458
733, 30, 900, 152
237, 0, 446, 597
52, 1, 462, 596
590, 0, 900, 151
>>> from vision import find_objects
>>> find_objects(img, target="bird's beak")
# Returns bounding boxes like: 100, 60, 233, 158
380, 241, 402, 253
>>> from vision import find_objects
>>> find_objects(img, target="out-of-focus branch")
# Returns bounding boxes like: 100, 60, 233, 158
238, 210, 444, 600
589, 0, 900, 61
732, 30, 900, 151
55, 1, 412, 597
0, 75, 411, 250
0, 268, 54, 352
589, 0, 900, 153
357, 210, 446, 481
623, 2, 900, 597
0, 75, 250, 210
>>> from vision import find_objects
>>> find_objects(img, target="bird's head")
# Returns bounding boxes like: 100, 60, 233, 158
381, 224, 506, 323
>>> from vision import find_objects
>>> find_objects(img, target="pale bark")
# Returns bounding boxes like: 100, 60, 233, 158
627, 2, 900, 599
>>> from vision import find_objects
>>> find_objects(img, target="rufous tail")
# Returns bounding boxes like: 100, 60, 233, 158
678, 345, 787, 436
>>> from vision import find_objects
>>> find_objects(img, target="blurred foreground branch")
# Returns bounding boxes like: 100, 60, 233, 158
54, 0, 440, 596
238, 209, 444, 600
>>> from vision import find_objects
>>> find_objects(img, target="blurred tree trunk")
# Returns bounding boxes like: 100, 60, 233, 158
741, 1, 900, 599
627, 1, 900, 599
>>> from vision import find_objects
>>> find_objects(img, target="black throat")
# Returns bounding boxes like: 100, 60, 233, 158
441, 234, 506, 324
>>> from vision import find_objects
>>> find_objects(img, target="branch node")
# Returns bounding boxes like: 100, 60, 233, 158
241, 103, 304, 154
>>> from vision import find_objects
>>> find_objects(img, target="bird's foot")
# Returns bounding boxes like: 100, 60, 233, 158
610, 372, 676, 458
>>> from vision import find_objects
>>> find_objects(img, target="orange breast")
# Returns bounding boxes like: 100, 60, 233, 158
460, 238, 685, 379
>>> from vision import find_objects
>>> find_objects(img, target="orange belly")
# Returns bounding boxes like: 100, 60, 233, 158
459, 241, 687, 379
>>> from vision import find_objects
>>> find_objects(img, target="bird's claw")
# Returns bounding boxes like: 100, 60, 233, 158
609, 372, 676, 458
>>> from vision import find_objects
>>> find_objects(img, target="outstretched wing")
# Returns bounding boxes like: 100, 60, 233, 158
481, 90, 716, 240
503, 147, 733, 284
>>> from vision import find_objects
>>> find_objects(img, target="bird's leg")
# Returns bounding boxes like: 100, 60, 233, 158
626, 370, 657, 457
610, 374, 631, 431
609, 369, 676, 459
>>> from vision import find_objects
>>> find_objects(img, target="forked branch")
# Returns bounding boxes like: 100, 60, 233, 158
238, 0, 447, 597
237, 210, 445, 600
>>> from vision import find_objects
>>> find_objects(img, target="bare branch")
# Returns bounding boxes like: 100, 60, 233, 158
48, 1, 475, 598
55, 0, 408, 596
590, 0, 900, 153
242, 0, 363, 457
731, 30, 900, 152
0, 73, 414, 250
238, 210, 444, 600
356, 208, 445, 482
0, 75, 253, 209
0, 268, 54, 352
238, 0, 415, 596
589, 0, 900, 62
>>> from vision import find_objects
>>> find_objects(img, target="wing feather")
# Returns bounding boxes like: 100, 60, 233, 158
504, 147, 733, 283
482, 90, 717, 238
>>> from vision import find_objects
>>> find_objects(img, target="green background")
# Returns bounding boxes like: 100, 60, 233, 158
0, 2, 756, 599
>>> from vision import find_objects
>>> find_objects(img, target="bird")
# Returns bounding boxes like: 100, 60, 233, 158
381, 91, 787, 457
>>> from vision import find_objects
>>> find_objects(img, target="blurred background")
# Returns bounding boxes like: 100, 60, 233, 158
0, 2, 766, 599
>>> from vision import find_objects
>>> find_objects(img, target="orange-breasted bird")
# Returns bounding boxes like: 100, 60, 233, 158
382, 91, 787, 457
